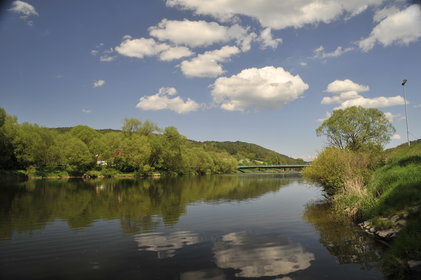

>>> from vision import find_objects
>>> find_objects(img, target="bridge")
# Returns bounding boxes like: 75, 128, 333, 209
237, 164, 309, 171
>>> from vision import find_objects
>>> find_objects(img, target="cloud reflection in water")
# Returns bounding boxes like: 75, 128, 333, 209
180, 269, 227, 280
213, 232, 314, 278
134, 231, 199, 259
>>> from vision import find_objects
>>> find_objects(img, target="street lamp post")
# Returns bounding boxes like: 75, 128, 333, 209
402, 79, 410, 146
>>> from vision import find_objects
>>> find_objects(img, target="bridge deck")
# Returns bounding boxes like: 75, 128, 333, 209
237, 164, 308, 169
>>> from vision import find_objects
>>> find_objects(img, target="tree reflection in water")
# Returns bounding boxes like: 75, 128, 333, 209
0, 174, 292, 239
303, 201, 384, 269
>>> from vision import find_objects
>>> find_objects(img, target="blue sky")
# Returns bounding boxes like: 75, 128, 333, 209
1, 0, 420, 160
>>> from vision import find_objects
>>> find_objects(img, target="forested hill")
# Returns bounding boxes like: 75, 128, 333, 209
194, 141, 305, 165
51, 127, 121, 134
51, 127, 303, 165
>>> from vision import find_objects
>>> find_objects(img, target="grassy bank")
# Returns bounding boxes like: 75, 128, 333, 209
303, 141, 421, 279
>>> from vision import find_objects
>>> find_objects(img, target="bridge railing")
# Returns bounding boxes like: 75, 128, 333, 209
237, 164, 309, 169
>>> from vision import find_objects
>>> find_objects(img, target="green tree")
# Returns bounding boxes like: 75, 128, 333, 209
138, 120, 160, 136
12, 123, 62, 168
0, 109, 18, 169
0, 107, 6, 127
185, 147, 215, 174
101, 132, 125, 169
162, 126, 187, 173
69, 125, 100, 147
69, 125, 102, 163
122, 118, 142, 136
120, 134, 152, 172
147, 134, 164, 169
316, 106, 395, 151
58, 135, 93, 173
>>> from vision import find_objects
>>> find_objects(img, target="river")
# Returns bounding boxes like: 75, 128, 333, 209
0, 174, 386, 279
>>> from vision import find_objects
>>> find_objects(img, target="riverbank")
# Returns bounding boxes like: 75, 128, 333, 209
0, 168, 255, 180
303, 141, 421, 279
0, 169, 201, 180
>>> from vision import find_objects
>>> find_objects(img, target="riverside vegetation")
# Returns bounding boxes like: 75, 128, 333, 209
0, 107, 303, 178
303, 106, 421, 279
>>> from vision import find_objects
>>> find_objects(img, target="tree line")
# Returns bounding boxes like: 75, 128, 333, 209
0, 108, 237, 176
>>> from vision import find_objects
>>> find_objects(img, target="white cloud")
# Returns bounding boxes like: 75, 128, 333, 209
136, 87, 200, 114
391, 134, 401, 140
299, 62, 308, 67
326, 79, 369, 93
336, 96, 405, 109
211, 66, 309, 111
159, 46, 194, 61
100, 55, 116, 62
384, 112, 405, 122
115, 36, 169, 59
321, 91, 361, 104
92, 46, 115, 62
93, 80, 105, 88
166, 0, 383, 30
180, 45, 240, 78
313, 45, 353, 59
115, 36, 194, 62
359, 4, 421, 52
258, 28, 282, 49
149, 19, 227, 47
10, 1, 38, 17
226, 24, 257, 52
373, 6, 400, 23
82, 109, 92, 113
322, 79, 405, 109
149, 19, 257, 51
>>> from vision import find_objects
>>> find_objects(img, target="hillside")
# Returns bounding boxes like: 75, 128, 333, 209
386, 139, 421, 160
198, 141, 305, 165
50, 127, 121, 134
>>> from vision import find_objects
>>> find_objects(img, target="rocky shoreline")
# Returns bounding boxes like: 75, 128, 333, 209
358, 205, 421, 273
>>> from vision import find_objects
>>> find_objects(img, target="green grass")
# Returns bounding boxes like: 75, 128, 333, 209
360, 156, 421, 219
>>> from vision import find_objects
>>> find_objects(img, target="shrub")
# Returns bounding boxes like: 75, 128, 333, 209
303, 147, 382, 195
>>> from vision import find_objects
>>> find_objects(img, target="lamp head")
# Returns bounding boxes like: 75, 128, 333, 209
402, 79, 407, 86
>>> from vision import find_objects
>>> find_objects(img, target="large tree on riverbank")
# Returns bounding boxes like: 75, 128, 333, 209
316, 106, 395, 151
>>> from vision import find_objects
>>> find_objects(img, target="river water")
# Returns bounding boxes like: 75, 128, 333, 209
0, 174, 386, 279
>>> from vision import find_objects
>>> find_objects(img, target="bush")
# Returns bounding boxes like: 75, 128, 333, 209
100, 168, 119, 177
84, 170, 102, 178
303, 147, 383, 195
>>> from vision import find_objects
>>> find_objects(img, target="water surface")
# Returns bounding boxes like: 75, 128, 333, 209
0, 174, 385, 279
